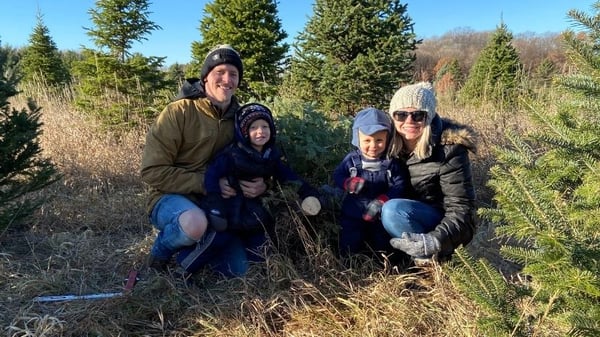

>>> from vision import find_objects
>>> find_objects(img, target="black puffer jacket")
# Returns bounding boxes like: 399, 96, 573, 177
400, 115, 477, 255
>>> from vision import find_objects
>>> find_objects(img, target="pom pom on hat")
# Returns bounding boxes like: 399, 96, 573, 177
389, 82, 437, 124
200, 44, 243, 83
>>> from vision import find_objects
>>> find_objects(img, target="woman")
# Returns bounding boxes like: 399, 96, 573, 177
381, 82, 477, 265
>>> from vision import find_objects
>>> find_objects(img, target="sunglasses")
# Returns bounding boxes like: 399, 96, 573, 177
392, 110, 427, 122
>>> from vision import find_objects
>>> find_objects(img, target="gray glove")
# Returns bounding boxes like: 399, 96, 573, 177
390, 232, 441, 257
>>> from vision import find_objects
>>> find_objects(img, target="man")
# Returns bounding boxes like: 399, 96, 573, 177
140, 44, 266, 276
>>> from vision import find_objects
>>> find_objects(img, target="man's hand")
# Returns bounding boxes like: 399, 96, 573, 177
219, 177, 236, 198
239, 177, 267, 198
390, 232, 441, 257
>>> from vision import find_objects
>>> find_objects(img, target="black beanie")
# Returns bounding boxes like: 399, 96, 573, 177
200, 44, 243, 83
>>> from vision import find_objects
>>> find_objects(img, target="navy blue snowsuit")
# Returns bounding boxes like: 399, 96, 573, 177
333, 107, 409, 256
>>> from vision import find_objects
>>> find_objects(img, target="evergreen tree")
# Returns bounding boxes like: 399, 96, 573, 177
73, 49, 171, 126
20, 13, 70, 86
433, 57, 463, 95
532, 57, 556, 88
450, 4, 600, 336
190, 0, 288, 101
450, 250, 531, 336
459, 22, 522, 108
285, 0, 418, 116
59, 50, 84, 75
85, 0, 161, 63
164, 62, 186, 94
0, 41, 61, 232
74, 0, 171, 127
0, 45, 22, 82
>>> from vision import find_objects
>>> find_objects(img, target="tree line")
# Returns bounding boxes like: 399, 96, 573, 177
2, 0, 568, 123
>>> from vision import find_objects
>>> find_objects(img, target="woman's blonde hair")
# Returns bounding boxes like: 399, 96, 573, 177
387, 82, 437, 160
388, 122, 433, 160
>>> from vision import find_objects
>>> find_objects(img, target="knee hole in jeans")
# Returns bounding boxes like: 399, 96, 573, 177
179, 208, 208, 240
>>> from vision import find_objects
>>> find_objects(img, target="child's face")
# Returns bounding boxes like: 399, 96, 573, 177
358, 129, 388, 159
248, 119, 271, 151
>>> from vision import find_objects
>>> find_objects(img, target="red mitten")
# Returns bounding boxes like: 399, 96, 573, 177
343, 177, 366, 194
362, 194, 389, 221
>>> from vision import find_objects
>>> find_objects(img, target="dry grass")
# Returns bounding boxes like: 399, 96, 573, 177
0, 83, 537, 336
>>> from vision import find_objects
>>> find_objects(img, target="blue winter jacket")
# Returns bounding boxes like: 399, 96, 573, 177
333, 149, 408, 220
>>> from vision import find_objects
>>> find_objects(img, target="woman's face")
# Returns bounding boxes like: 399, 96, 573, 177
391, 107, 427, 146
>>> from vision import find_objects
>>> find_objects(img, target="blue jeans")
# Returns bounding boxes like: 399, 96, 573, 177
150, 194, 267, 277
176, 231, 266, 277
381, 199, 443, 238
149, 194, 198, 260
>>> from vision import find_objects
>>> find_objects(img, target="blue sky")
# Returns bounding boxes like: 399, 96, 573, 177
0, 0, 591, 65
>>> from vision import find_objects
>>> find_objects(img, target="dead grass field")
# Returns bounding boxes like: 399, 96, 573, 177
0, 84, 533, 336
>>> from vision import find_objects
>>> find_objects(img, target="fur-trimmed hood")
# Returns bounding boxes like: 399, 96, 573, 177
429, 116, 477, 154
439, 118, 477, 154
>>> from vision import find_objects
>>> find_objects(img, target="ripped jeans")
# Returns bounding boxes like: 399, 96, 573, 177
149, 194, 198, 260
149, 194, 267, 277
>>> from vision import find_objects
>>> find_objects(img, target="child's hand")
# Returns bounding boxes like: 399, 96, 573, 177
362, 194, 389, 221
343, 177, 365, 194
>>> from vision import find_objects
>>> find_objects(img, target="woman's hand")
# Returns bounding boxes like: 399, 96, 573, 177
390, 232, 441, 257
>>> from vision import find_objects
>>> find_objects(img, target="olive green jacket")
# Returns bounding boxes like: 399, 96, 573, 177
141, 96, 239, 215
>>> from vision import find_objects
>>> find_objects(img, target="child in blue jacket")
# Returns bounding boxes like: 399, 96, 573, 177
333, 107, 409, 257
176, 103, 320, 276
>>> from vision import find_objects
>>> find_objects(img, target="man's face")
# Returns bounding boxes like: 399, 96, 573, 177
204, 64, 240, 108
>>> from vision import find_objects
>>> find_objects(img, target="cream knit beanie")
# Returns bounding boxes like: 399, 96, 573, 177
389, 82, 437, 124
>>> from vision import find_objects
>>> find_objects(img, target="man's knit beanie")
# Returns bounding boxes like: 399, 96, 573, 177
200, 44, 243, 83
389, 82, 437, 124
